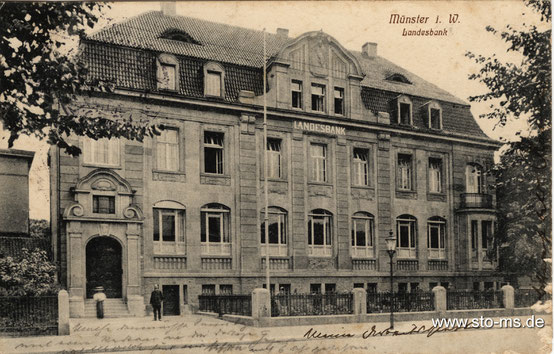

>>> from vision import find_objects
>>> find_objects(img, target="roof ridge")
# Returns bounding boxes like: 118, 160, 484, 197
87, 10, 158, 39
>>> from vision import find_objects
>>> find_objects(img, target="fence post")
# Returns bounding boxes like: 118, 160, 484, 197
432, 286, 447, 314
501, 285, 514, 309
58, 290, 70, 335
252, 288, 270, 321
352, 288, 366, 317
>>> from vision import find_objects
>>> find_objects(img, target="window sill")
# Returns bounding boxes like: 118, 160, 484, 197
153, 253, 187, 257
82, 162, 121, 170
153, 170, 186, 182
395, 190, 417, 199
427, 192, 446, 202
260, 177, 288, 183
200, 173, 231, 186
308, 181, 333, 187
352, 185, 374, 190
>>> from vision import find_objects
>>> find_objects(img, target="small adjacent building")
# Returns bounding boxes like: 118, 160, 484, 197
49, 8, 503, 318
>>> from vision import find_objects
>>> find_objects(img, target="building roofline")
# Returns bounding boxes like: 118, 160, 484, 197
0, 148, 35, 161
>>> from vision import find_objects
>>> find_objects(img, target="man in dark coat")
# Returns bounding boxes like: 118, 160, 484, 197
150, 284, 164, 321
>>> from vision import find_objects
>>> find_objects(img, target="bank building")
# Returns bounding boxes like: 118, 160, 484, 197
49, 7, 502, 317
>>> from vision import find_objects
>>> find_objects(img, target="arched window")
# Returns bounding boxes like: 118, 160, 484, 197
153, 201, 185, 255
260, 207, 287, 256
351, 212, 374, 258
201, 203, 230, 255
466, 163, 484, 193
427, 216, 446, 259
308, 209, 332, 257
396, 214, 417, 258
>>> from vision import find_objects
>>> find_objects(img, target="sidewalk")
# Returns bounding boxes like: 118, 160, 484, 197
0, 314, 549, 353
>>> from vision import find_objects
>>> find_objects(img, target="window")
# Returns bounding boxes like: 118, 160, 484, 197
291, 80, 303, 109
484, 282, 494, 290
440, 282, 450, 290
396, 214, 417, 258
410, 283, 420, 292
367, 283, 377, 293
157, 54, 179, 91
153, 207, 185, 254
93, 196, 115, 214
202, 284, 216, 295
399, 103, 411, 125
183, 285, 188, 304
310, 143, 327, 182
159, 64, 176, 90
429, 282, 438, 290
310, 284, 322, 294
429, 158, 442, 193
266, 139, 282, 179
481, 220, 492, 250
219, 285, 233, 295
427, 217, 446, 259
473, 282, 480, 291
204, 132, 224, 174
260, 207, 287, 256
206, 71, 222, 96
353, 148, 369, 186
354, 283, 364, 289
430, 108, 441, 129
351, 212, 374, 258
83, 138, 119, 166
334, 87, 344, 115
156, 128, 179, 171
397, 154, 413, 191
325, 283, 336, 293
311, 83, 326, 112
308, 209, 332, 256
201, 203, 231, 255
278, 284, 291, 294
466, 164, 483, 193
471, 220, 479, 258
398, 283, 408, 293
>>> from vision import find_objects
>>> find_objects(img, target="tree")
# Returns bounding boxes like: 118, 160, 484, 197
0, 3, 155, 156
0, 248, 58, 296
466, 0, 551, 293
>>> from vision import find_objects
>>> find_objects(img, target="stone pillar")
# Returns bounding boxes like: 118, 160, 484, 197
501, 285, 514, 309
251, 288, 270, 320
67, 221, 84, 318
58, 290, 70, 335
352, 288, 367, 316
126, 223, 145, 316
432, 286, 447, 313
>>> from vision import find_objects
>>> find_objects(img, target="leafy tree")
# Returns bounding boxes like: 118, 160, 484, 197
0, 248, 58, 296
29, 219, 50, 239
467, 0, 551, 293
0, 3, 155, 156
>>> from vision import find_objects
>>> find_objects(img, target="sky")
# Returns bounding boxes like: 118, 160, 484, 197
1, 1, 544, 220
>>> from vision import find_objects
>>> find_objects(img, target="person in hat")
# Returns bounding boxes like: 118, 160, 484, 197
93, 286, 106, 319
150, 284, 164, 321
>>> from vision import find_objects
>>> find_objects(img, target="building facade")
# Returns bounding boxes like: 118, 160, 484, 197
50, 9, 502, 317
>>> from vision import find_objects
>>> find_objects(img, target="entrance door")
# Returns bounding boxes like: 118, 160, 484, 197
86, 236, 123, 298
162, 285, 180, 316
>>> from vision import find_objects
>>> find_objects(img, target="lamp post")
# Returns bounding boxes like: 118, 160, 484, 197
385, 230, 397, 329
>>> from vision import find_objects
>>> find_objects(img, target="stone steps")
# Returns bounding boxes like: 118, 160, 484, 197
84, 299, 131, 318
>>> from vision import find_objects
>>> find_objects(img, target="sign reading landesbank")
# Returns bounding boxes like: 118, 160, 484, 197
294, 121, 346, 135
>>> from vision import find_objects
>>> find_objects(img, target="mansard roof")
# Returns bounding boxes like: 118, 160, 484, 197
85, 10, 490, 140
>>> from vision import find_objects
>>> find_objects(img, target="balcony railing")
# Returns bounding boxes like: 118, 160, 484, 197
460, 193, 493, 209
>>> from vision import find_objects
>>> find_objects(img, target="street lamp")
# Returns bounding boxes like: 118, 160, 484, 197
385, 230, 397, 329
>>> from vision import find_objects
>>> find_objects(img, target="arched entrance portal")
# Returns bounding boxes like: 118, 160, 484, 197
86, 236, 122, 298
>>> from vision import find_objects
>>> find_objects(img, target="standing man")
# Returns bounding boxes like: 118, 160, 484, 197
150, 284, 164, 321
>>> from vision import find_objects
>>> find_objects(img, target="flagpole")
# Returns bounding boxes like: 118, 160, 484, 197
263, 29, 271, 294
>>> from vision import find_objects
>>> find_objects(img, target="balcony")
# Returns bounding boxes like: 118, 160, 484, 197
460, 193, 493, 209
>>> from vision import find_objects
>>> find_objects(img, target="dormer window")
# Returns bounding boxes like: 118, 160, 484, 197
397, 96, 412, 125
427, 101, 442, 129
156, 54, 179, 91
387, 73, 412, 84
159, 29, 200, 45
204, 62, 225, 98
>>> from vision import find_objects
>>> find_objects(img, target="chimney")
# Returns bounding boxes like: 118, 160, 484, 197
276, 28, 289, 37
161, 2, 177, 16
362, 42, 377, 57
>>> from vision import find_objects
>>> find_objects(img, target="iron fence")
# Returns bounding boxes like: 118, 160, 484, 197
514, 289, 550, 308
447, 290, 503, 310
366, 292, 434, 313
198, 295, 252, 316
271, 293, 353, 317
0, 296, 58, 336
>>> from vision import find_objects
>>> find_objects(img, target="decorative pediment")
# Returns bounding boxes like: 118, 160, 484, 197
272, 31, 364, 78
75, 169, 133, 195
